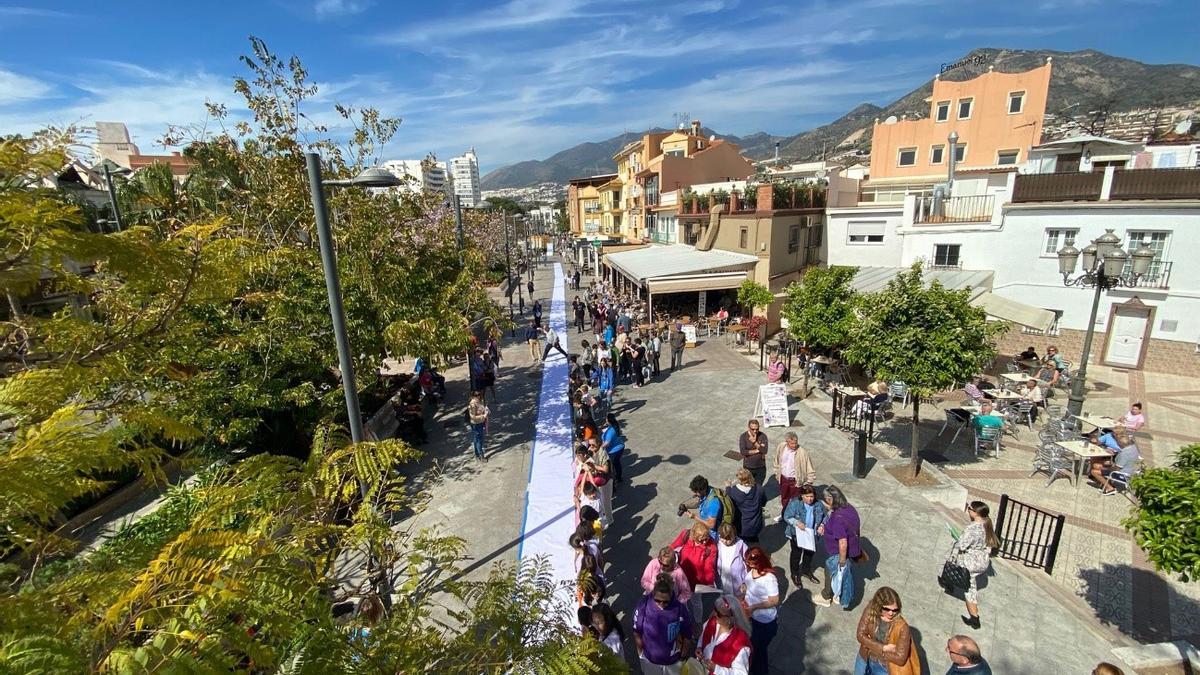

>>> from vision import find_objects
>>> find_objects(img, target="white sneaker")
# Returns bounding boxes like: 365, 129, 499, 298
812, 594, 832, 607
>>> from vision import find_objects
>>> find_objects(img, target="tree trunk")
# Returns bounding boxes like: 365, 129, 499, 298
910, 397, 922, 477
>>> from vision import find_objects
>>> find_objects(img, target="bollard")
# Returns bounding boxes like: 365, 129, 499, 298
853, 430, 868, 478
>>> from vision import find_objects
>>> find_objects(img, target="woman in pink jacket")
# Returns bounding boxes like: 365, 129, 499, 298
640, 546, 693, 605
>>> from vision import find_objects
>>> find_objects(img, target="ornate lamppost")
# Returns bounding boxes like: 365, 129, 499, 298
1056, 229, 1155, 418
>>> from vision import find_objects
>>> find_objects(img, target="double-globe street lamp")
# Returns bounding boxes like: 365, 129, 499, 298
1055, 229, 1155, 419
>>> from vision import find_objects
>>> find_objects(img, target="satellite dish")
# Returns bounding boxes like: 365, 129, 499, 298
884, 115, 898, 125
709, 135, 716, 141
815, 169, 828, 178
1175, 119, 1193, 135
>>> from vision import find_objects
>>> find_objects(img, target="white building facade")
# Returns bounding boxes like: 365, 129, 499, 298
451, 149, 481, 207
380, 156, 452, 196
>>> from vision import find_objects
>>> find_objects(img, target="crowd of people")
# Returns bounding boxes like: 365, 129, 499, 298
474, 251, 1132, 674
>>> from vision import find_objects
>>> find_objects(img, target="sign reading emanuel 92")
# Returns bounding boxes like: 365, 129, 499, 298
940, 54, 988, 74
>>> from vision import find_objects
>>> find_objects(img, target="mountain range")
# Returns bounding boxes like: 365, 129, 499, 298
481, 48, 1200, 190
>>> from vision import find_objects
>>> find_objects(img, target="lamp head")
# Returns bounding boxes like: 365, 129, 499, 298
948, 131, 959, 144
349, 167, 403, 188
1080, 243, 1099, 273
1056, 244, 1080, 276
1094, 229, 1121, 260
1102, 247, 1128, 278
1130, 243, 1155, 277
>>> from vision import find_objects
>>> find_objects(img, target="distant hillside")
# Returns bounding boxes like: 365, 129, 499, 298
484, 48, 1200, 187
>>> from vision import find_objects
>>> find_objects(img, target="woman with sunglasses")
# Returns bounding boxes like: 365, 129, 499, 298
739, 546, 780, 675
695, 595, 752, 675
854, 586, 919, 675
948, 501, 1000, 629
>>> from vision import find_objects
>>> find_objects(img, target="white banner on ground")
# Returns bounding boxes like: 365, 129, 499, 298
755, 383, 790, 428
517, 263, 576, 613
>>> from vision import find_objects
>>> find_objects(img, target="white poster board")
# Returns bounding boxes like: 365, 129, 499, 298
681, 325, 697, 347
755, 383, 790, 428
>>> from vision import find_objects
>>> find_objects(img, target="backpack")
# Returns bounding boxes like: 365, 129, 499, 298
712, 489, 738, 531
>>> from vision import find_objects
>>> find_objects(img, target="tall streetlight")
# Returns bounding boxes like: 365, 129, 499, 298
1056, 229, 1156, 418
304, 153, 402, 445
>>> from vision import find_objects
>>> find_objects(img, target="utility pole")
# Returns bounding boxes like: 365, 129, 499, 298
102, 164, 124, 232
453, 193, 464, 252
502, 212, 515, 336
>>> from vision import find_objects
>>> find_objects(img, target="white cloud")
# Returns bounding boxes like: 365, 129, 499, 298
314, 0, 370, 19
0, 69, 52, 105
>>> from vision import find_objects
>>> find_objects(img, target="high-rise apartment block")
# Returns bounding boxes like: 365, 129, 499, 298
450, 149, 481, 207
380, 155, 452, 196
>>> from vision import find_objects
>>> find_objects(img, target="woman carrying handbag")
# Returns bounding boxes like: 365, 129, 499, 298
853, 587, 920, 675
941, 501, 1000, 630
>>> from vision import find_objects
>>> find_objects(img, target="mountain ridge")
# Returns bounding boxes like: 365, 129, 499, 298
481, 48, 1200, 190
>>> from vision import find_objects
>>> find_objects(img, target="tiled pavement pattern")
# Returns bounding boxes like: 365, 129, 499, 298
863, 364, 1200, 647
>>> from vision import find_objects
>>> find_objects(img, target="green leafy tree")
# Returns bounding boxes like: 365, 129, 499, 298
781, 265, 859, 394
843, 263, 1007, 476
737, 279, 774, 317
1124, 443, 1200, 581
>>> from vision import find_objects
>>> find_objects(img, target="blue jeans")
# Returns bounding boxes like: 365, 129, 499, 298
854, 654, 889, 675
823, 554, 854, 609
749, 618, 777, 675
471, 423, 485, 459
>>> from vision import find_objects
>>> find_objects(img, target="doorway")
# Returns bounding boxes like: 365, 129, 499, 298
1103, 301, 1153, 368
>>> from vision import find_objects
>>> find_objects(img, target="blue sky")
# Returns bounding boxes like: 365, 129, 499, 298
1, 1, 1197, 174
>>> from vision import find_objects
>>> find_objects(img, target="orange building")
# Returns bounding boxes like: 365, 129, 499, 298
869, 60, 1052, 181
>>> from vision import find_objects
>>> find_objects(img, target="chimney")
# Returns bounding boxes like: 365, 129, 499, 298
691, 120, 701, 136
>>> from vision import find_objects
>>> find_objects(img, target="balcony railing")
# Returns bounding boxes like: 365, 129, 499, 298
914, 194, 994, 224
1128, 260, 1172, 290
1012, 172, 1103, 203
1111, 168, 1200, 200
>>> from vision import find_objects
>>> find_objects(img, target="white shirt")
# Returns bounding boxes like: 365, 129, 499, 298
700, 624, 750, 675
543, 329, 559, 346
601, 630, 624, 658
717, 540, 745, 593
743, 570, 779, 622
778, 448, 796, 479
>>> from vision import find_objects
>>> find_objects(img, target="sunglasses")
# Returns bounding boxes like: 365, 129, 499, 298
881, 606, 900, 614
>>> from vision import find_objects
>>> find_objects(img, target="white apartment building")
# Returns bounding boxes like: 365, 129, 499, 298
826, 137, 1200, 374
380, 155, 452, 196
450, 148, 481, 207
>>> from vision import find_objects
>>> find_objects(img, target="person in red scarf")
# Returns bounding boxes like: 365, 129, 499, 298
670, 523, 719, 622
696, 594, 752, 675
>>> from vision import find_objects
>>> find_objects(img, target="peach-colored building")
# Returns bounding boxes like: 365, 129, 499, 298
869, 60, 1052, 181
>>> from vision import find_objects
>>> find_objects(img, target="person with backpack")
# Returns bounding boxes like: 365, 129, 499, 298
669, 523, 719, 623
682, 476, 724, 541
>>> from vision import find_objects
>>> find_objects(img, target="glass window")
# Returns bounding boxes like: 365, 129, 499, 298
954, 144, 967, 163
739, 228, 748, 249
897, 147, 918, 167
1125, 231, 1170, 279
1008, 91, 1025, 114
933, 244, 961, 268
1044, 228, 1078, 256
997, 150, 1019, 165
935, 101, 950, 122
788, 224, 801, 253
930, 145, 945, 165
957, 98, 973, 119
847, 221, 885, 244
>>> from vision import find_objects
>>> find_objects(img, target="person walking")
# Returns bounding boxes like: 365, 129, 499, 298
945, 635, 992, 674
573, 268, 581, 291
695, 595, 752, 675
591, 602, 625, 660
814, 485, 862, 609
632, 338, 647, 388
525, 320, 541, 363
600, 413, 626, 485
596, 358, 615, 417
651, 328, 663, 377
573, 295, 586, 334
542, 324, 568, 362
670, 328, 686, 372
527, 278, 535, 298
854, 587, 919, 675
532, 299, 543, 329
947, 501, 1000, 630
467, 390, 489, 462
480, 352, 498, 403
715, 523, 749, 597
633, 579, 695, 675
725, 469, 765, 544
784, 484, 828, 589
772, 432, 816, 521
737, 420, 769, 489
740, 546, 780, 675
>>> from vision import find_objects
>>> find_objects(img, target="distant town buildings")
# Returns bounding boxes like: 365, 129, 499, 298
94, 122, 195, 180
380, 155, 452, 196
451, 149, 482, 207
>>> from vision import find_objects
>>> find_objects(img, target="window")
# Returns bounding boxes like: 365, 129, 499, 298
997, 149, 1019, 165
1125, 231, 1170, 279
954, 144, 967, 163
847, 221, 885, 244
1043, 228, 1078, 256
934, 100, 950, 122
788, 224, 801, 253
957, 97, 973, 120
930, 145, 945, 165
739, 228, 748, 249
807, 224, 823, 248
665, 150, 684, 158
1008, 91, 1025, 114
1022, 309, 1063, 336
932, 244, 961, 268
897, 147, 918, 167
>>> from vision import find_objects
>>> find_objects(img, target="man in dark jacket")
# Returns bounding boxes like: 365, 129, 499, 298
573, 296, 586, 334
669, 329, 686, 372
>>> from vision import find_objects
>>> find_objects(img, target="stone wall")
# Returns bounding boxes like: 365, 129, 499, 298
995, 323, 1200, 376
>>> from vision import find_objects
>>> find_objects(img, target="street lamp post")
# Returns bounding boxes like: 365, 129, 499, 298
304, 153, 402, 445
1056, 229, 1155, 419
502, 211, 517, 336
